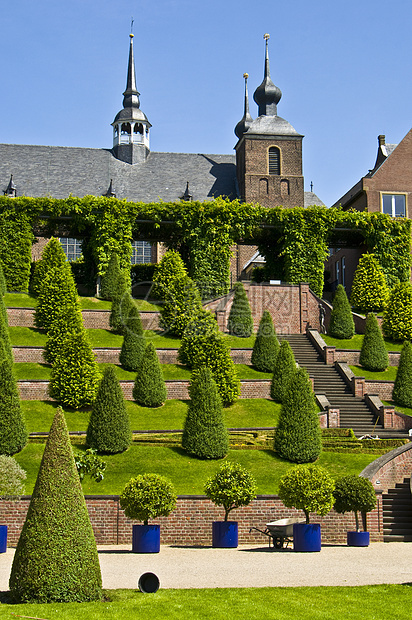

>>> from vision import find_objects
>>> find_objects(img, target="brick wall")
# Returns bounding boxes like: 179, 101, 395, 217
362, 443, 412, 495
7, 308, 160, 330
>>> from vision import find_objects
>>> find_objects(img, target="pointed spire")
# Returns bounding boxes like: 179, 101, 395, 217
181, 181, 193, 201
4, 174, 16, 197
103, 179, 116, 198
253, 34, 282, 117
234, 73, 254, 139
123, 34, 140, 109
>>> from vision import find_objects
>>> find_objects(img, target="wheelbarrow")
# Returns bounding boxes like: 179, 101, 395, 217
249, 518, 305, 549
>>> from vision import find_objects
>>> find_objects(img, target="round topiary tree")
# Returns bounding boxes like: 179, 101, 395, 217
278, 464, 335, 524
132, 342, 167, 407
328, 284, 355, 339
119, 304, 145, 371
204, 461, 257, 521
182, 367, 229, 459
31, 237, 68, 296
119, 473, 177, 525
9, 408, 102, 603
382, 282, 412, 341
44, 303, 84, 364
359, 313, 389, 371
86, 366, 131, 454
270, 340, 296, 403
99, 252, 129, 301
350, 253, 389, 314
333, 475, 376, 532
0, 340, 28, 455
0, 260, 6, 296
178, 309, 219, 367
251, 311, 280, 372
392, 341, 412, 408
227, 282, 253, 338
35, 263, 79, 331
0, 456, 26, 498
274, 367, 322, 463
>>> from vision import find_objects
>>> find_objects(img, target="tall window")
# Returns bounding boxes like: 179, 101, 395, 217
341, 257, 346, 288
59, 238, 82, 262
382, 193, 406, 217
131, 241, 152, 264
268, 147, 280, 175
335, 261, 340, 284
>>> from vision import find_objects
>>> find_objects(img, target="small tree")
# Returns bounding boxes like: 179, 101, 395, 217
328, 284, 355, 339
110, 291, 134, 334
133, 342, 167, 407
274, 367, 322, 463
392, 341, 412, 408
119, 473, 177, 525
178, 309, 219, 367
0, 296, 13, 362
382, 282, 412, 341
119, 304, 145, 371
227, 282, 253, 338
0, 260, 6, 296
182, 367, 229, 459
270, 340, 296, 403
350, 253, 389, 314
251, 311, 280, 372
333, 475, 377, 532
31, 237, 68, 295
160, 274, 202, 337
9, 408, 102, 603
0, 341, 28, 455
44, 304, 84, 364
0, 456, 26, 498
99, 252, 128, 301
86, 366, 131, 453
204, 461, 257, 521
278, 464, 335, 524
359, 313, 388, 371
151, 249, 187, 301
35, 263, 79, 331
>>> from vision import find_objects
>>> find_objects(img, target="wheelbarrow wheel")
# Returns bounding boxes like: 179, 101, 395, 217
274, 537, 284, 549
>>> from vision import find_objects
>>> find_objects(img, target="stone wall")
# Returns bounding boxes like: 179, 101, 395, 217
7, 308, 159, 330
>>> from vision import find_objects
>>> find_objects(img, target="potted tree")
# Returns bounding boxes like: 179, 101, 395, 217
204, 461, 257, 548
0, 456, 26, 553
278, 464, 335, 552
120, 473, 177, 553
333, 475, 377, 546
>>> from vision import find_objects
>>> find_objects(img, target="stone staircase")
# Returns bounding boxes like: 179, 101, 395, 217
383, 478, 412, 542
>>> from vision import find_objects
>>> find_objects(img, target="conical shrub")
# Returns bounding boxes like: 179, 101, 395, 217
31, 237, 68, 295
119, 305, 145, 371
227, 282, 254, 338
151, 249, 188, 301
382, 282, 412, 341
86, 366, 131, 453
270, 340, 296, 403
133, 342, 167, 407
99, 252, 128, 301
110, 291, 134, 334
350, 253, 389, 313
359, 313, 388, 371
160, 274, 202, 337
44, 303, 84, 364
328, 284, 355, 339
178, 309, 219, 367
182, 367, 229, 459
35, 263, 79, 331
251, 311, 280, 372
392, 341, 412, 409
9, 408, 102, 602
274, 367, 322, 463
0, 260, 6, 296
0, 340, 27, 455
0, 295, 12, 362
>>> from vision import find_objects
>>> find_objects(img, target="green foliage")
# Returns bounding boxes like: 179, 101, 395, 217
182, 367, 229, 459
328, 285, 355, 339
270, 340, 296, 403
99, 252, 129, 301
382, 282, 412, 341
0, 260, 6, 296
152, 249, 187, 301
204, 461, 257, 521
110, 292, 135, 335
31, 238, 68, 295
0, 455, 26, 497
178, 309, 219, 367
350, 253, 389, 313
119, 473, 177, 525
44, 303, 84, 364
274, 368, 322, 463
133, 342, 167, 407
131, 262, 156, 287
86, 366, 131, 453
392, 341, 412, 408
0, 208, 33, 292
119, 305, 145, 371
35, 263, 79, 331
227, 282, 253, 338
9, 408, 102, 602
278, 464, 335, 524
251, 311, 279, 372
359, 313, 388, 371
0, 295, 13, 362
74, 449, 106, 482
333, 475, 377, 531
0, 341, 28, 455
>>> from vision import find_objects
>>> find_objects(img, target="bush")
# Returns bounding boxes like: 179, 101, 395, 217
333, 475, 377, 531
0, 456, 26, 498
0, 341, 28, 455
204, 461, 257, 521
86, 366, 131, 454
382, 282, 412, 341
274, 367, 322, 463
251, 311, 280, 372
133, 342, 167, 407
178, 309, 219, 367
0, 260, 6, 296
110, 292, 135, 335
392, 341, 412, 408
99, 252, 128, 301
196, 334, 241, 406
151, 249, 187, 301
359, 313, 388, 371
328, 284, 355, 339
227, 282, 253, 337
270, 340, 296, 403
160, 274, 202, 337
119, 305, 145, 371
31, 237, 68, 295
44, 304, 84, 364
0, 295, 13, 362
74, 449, 106, 483
182, 367, 229, 459
9, 408, 102, 603
119, 473, 177, 525
278, 464, 335, 524
131, 263, 156, 287
350, 253, 389, 313
35, 263, 79, 331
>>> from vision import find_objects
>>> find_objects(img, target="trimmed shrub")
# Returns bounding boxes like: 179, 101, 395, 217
99, 252, 129, 301
333, 475, 377, 531
44, 303, 84, 364
227, 282, 253, 337
178, 309, 219, 367
382, 282, 412, 341
392, 341, 412, 408
110, 292, 135, 334
328, 284, 355, 339
0, 456, 26, 498
9, 408, 102, 602
270, 340, 296, 403
49, 329, 101, 409
274, 367, 322, 463
0, 260, 6, 296
119, 473, 177, 525
160, 274, 202, 337
151, 249, 187, 301
31, 237, 68, 295
182, 367, 229, 459
197, 334, 240, 406
350, 253, 389, 313
86, 366, 131, 454
119, 305, 145, 371
0, 295, 13, 362
35, 263, 79, 331
278, 464, 335, 524
251, 311, 280, 372
359, 313, 388, 371
204, 461, 257, 521
0, 340, 27, 455
133, 342, 167, 407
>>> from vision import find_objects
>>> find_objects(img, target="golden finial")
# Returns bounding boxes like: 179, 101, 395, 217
264, 33, 270, 41
243, 73, 249, 79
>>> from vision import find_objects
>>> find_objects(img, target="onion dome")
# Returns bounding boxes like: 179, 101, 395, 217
253, 34, 282, 117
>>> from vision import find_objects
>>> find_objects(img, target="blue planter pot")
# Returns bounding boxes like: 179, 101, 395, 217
132, 524, 160, 553
293, 523, 321, 552
212, 521, 238, 548
347, 531, 370, 547
0, 525, 7, 553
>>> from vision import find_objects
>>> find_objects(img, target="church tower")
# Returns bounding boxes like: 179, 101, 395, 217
234, 34, 304, 208
112, 34, 151, 165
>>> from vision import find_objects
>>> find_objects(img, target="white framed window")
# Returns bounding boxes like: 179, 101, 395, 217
131, 241, 152, 265
335, 261, 340, 284
381, 193, 406, 217
341, 256, 346, 288
59, 237, 82, 262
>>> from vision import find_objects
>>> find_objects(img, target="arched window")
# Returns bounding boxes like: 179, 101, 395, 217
268, 147, 280, 175
259, 178, 269, 195
280, 179, 289, 197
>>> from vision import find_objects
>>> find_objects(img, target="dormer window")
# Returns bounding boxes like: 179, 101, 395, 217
382, 193, 406, 217
268, 147, 280, 175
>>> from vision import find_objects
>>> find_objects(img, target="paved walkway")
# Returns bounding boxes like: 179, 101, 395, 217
1, 544, 412, 590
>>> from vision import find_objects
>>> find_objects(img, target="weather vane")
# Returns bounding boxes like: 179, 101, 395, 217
131, 17, 134, 34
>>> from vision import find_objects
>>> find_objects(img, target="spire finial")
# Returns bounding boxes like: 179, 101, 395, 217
131, 17, 134, 34
234, 72, 254, 139
253, 34, 282, 117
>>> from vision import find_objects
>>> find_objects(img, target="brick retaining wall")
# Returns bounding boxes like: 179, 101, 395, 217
361, 444, 412, 495
7, 308, 160, 330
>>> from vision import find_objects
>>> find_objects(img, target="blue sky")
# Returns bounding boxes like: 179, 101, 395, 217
0, 0, 410, 207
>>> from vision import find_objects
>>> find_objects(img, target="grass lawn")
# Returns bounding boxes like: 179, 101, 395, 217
4, 292, 161, 312
349, 365, 397, 381
323, 334, 403, 352
0, 585, 410, 620
9, 326, 47, 347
